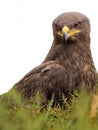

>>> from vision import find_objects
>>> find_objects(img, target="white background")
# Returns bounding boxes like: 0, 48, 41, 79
0, 0, 98, 94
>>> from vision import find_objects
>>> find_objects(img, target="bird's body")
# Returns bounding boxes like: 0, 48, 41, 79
14, 12, 97, 105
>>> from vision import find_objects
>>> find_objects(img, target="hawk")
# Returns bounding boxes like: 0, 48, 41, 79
14, 12, 97, 105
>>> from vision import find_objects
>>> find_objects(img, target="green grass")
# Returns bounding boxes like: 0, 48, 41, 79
0, 88, 98, 130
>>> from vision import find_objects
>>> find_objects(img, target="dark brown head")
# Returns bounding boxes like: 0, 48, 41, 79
52, 12, 90, 44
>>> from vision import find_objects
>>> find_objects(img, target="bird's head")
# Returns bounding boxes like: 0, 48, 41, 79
52, 12, 90, 44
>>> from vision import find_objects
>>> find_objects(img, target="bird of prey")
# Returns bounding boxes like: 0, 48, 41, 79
14, 12, 97, 105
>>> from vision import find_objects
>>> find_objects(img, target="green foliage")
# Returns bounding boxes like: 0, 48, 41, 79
0, 88, 98, 130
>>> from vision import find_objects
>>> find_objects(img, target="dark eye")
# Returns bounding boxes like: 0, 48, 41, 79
74, 22, 81, 27
55, 23, 61, 30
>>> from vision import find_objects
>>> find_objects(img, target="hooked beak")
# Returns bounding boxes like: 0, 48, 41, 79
58, 26, 80, 42
63, 30, 69, 41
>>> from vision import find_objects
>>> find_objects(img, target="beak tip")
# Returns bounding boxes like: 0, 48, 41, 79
63, 31, 69, 42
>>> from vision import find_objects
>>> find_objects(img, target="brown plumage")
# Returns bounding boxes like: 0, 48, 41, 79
14, 12, 97, 105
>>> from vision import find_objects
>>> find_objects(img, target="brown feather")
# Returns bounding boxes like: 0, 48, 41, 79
14, 12, 97, 105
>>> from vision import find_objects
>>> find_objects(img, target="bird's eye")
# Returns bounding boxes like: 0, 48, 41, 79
74, 22, 81, 27
55, 24, 61, 30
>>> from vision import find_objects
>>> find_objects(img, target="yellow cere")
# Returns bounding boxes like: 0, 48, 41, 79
57, 26, 70, 37
62, 26, 70, 33
58, 25, 80, 37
